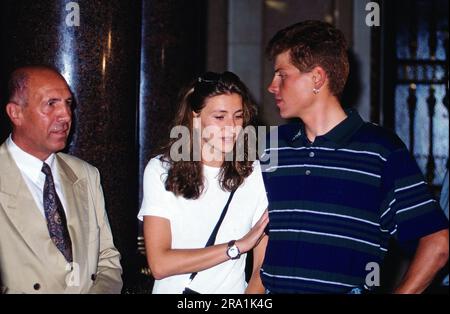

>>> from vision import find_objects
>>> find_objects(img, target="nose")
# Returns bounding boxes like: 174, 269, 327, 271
267, 77, 278, 94
231, 116, 238, 128
223, 116, 238, 134
57, 103, 72, 122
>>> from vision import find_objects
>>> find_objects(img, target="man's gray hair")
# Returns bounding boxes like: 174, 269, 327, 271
7, 65, 65, 107
8, 68, 29, 106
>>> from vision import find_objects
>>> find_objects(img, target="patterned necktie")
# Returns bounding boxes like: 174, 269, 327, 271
41, 163, 73, 262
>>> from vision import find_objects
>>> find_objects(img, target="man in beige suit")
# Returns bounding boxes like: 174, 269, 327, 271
0, 66, 122, 293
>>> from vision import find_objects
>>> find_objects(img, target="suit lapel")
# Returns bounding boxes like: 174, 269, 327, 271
55, 155, 90, 293
0, 143, 51, 261
0, 144, 69, 291
0, 144, 89, 292
56, 155, 89, 257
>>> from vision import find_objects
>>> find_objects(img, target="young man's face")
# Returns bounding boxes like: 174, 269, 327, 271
267, 50, 316, 119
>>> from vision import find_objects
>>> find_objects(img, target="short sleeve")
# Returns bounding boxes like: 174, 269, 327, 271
251, 161, 269, 227
440, 170, 449, 220
137, 157, 174, 221
379, 148, 448, 248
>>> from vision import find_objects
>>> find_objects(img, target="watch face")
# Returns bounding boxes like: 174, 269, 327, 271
228, 245, 239, 258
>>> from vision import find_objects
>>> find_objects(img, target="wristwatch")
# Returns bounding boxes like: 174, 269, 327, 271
226, 240, 241, 260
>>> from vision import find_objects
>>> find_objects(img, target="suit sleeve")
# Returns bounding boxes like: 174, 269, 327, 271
88, 167, 123, 294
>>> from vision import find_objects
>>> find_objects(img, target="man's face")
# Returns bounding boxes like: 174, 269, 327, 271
13, 70, 72, 160
267, 50, 315, 119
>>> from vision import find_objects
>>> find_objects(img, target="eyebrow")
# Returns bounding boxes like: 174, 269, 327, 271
275, 68, 287, 73
45, 97, 73, 103
212, 109, 243, 114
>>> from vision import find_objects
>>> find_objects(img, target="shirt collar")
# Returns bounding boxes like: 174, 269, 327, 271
292, 108, 364, 147
6, 134, 56, 184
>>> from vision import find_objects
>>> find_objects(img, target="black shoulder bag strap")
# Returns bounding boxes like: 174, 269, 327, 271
186, 188, 237, 286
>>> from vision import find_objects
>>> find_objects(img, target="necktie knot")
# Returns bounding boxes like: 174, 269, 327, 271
41, 162, 52, 176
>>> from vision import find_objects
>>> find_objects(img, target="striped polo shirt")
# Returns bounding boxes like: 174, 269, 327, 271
260, 109, 448, 293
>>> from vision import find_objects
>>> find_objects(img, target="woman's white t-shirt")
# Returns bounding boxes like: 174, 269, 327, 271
137, 157, 268, 294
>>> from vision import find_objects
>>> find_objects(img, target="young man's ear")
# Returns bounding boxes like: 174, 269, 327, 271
311, 66, 327, 90
5, 102, 23, 127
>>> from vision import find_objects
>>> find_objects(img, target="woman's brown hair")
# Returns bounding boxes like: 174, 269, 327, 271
157, 71, 257, 199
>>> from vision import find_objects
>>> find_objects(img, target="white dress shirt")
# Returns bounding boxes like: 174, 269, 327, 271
6, 135, 68, 217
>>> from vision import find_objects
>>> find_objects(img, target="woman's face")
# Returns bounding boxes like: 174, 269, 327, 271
195, 93, 244, 164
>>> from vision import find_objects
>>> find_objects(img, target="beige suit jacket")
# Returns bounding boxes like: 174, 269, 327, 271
0, 142, 122, 293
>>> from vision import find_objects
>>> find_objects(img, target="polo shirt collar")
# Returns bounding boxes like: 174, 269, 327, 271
292, 108, 364, 147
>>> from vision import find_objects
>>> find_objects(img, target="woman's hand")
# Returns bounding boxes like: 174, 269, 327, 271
236, 210, 269, 253
143, 210, 269, 279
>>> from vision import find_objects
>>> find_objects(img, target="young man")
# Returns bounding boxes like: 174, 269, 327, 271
258, 20, 448, 293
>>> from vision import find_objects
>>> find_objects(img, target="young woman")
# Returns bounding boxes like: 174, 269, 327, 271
138, 71, 269, 294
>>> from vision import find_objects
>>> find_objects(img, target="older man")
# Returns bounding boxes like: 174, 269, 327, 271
0, 65, 122, 293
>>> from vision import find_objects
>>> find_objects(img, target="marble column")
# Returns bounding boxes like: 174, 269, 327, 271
1, 0, 208, 292
138, 0, 207, 202
0, 0, 140, 289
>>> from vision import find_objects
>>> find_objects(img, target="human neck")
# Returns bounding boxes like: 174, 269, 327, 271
299, 96, 347, 143
11, 133, 51, 161
202, 159, 223, 168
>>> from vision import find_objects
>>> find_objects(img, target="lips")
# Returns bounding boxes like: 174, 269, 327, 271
50, 124, 70, 135
275, 98, 284, 107
222, 137, 235, 143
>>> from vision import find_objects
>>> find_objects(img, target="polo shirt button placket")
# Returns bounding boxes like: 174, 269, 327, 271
306, 151, 314, 175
